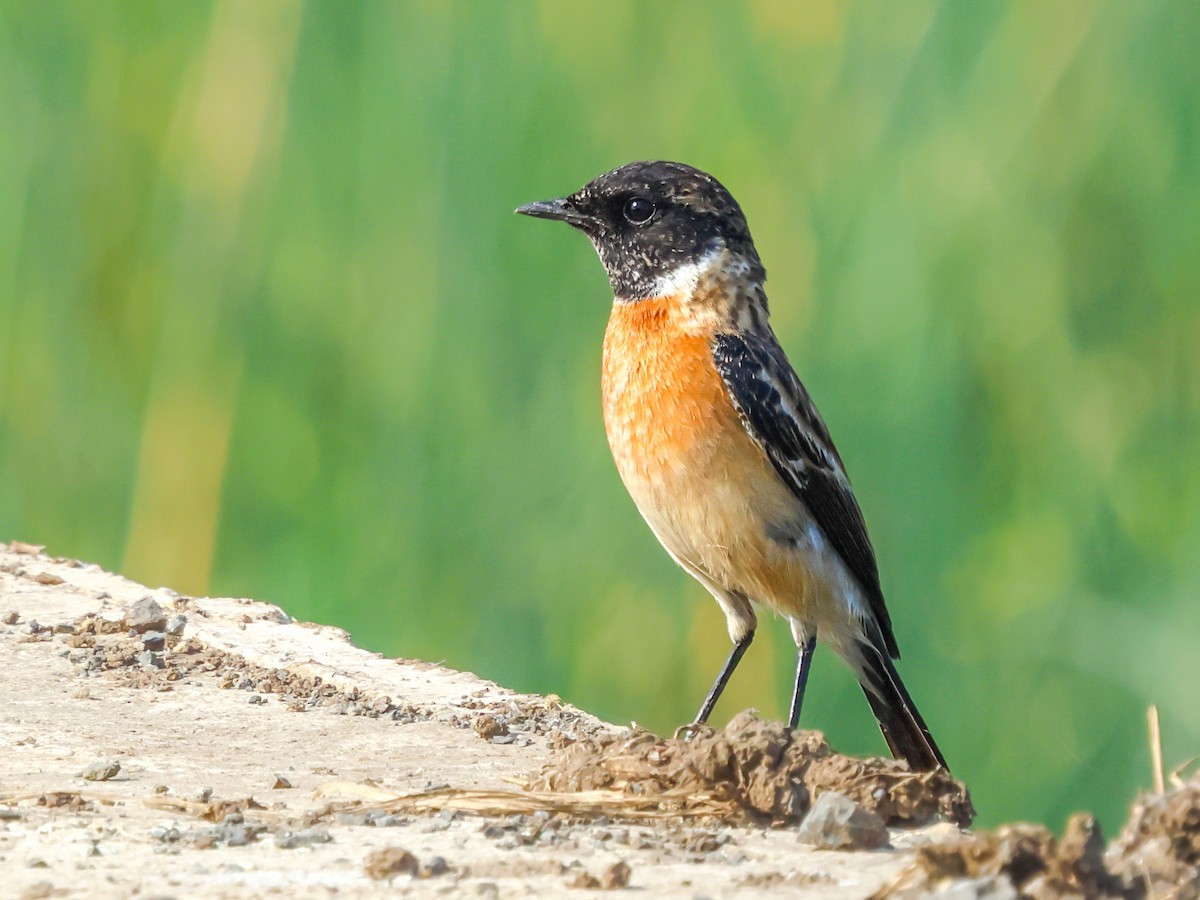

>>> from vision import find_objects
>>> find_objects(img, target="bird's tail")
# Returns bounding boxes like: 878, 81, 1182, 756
852, 634, 948, 772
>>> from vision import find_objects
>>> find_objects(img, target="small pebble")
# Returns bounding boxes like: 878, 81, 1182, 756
275, 828, 332, 850
150, 825, 182, 843
126, 597, 167, 634
222, 824, 256, 847
370, 813, 408, 828
140, 631, 166, 651
81, 760, 121, 782
137, 650, 164, 669
420, 856, 450, 877
796, 790, 889, 851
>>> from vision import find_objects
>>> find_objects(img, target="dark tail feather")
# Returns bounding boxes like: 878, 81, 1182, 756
854, 638, 948, 772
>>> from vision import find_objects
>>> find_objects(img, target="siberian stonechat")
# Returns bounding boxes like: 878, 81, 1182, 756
518, 161, 948, 771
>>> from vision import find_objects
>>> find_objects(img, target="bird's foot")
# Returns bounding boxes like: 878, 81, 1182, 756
673, 721, 710, 743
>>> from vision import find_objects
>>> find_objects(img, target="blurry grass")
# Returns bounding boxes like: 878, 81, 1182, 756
1, 1, 1198, 832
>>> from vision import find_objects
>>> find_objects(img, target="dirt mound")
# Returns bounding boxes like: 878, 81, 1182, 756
1108, 779, 1200, 897
875, 813, 1121, 898
529, 710, 975, 828
876, 779, 1200, 898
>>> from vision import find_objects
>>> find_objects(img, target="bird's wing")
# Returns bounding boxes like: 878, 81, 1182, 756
711, 330, 898, 658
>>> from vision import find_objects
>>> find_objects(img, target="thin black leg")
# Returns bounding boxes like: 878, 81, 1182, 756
788, 632, 817, 729
693, 631, 754, 725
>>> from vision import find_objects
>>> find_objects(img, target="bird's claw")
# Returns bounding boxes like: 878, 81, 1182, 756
674, 721, 707, 743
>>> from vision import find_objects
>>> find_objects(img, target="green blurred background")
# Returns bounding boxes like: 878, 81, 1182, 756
2, 1, 1197, 832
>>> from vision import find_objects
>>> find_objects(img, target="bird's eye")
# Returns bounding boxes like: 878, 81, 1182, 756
623, 197, 655, 225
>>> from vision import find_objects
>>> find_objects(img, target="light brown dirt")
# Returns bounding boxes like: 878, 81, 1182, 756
530, 713, 974, 828
0, 541, 970, 898
873, 790, 1200, 899
1107, 781, 1200, 897
3, 541, 1195, 899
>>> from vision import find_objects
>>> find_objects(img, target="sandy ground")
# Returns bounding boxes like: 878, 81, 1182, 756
8, 540, 1177, 899
0, 541, 962, 898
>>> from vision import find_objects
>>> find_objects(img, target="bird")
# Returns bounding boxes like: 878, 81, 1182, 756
516, 161, 948, 772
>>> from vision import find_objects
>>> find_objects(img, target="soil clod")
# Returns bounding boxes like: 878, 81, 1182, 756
570, 859, 632, 890
874, 786, 1200, 900
532, 711, 975, 828
473, 713, 509, 740
1107, 779, 1200, 897
364, 846, 419, 880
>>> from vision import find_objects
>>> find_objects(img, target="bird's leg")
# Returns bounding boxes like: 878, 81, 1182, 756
693, 630, 754, 725
788, 631, 817, 730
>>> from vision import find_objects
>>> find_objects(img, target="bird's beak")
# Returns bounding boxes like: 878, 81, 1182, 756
515, 197, 596, 231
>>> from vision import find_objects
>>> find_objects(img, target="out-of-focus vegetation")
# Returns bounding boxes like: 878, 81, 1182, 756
2, 1, 1197, 831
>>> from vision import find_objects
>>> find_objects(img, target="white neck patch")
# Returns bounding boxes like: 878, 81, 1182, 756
646, 247, 725, 299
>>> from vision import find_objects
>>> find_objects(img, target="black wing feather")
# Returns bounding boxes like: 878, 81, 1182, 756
712, 331, 899, 659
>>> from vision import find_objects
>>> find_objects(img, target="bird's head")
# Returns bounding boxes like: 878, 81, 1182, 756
517, 161, 765, 302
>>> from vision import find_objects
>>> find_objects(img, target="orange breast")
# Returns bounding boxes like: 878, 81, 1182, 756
600, 296, 838, 623
604, 298, 785, 584
601, 297, 736, 474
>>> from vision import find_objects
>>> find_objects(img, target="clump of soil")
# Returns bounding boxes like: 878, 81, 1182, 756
363, 846, 451, 881
569, 860, 631, 890
876, 779, 1200, 899
530, 710, 975, 828
875, 813, 1120, 898
1107, 778, 1200, 897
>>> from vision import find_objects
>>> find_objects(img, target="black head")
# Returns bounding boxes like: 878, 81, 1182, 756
516, 161, 764, 300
